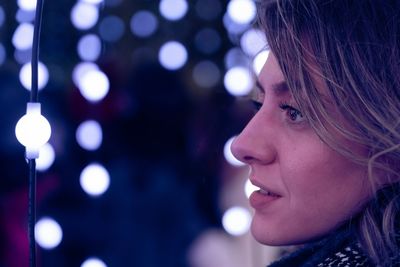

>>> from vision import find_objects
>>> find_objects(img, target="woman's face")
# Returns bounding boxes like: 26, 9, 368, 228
231, 53, 372, 245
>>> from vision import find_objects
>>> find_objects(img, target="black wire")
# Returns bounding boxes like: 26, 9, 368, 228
28, 0, 45, 266
31, 0, 44, 103
28, 160, 37, 267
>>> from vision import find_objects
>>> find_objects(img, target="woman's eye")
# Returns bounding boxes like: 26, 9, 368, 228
279, 103, 305, 123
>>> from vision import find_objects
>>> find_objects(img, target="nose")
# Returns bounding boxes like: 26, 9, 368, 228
231, 111, 277, 165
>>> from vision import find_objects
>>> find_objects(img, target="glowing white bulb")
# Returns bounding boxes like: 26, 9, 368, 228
77, 34, 101, 61
80, 163, 110, 197
224, 66, 254, 96
19, 61, 49, 91
158, 41, 188, 70
245, 179, 258, 198
35, 217, 63, 249
223, 137, 245, 167
222, 206, 251, 236
253, 50, 269, 75
36, 143, 55, 172
81, 257, 107, 267
76, 120, 103, 151
71, 2, 99, 30
159, 0, 188, 21
18, 0, 37, 11
227, 0, 256, 25
12, 23, 34, 50
78, 69, 110, 103
15, 103, 51, 159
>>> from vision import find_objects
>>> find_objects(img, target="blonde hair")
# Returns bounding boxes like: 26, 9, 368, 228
257, 0, 400, 265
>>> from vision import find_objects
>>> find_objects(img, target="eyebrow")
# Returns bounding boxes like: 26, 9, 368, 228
256, 80, 289, 96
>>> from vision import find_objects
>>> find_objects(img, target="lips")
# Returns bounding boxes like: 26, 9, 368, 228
248, 179, 282, 210
249, 178, 282, 198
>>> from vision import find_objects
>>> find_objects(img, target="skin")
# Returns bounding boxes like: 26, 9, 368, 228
231, 53, 372, 246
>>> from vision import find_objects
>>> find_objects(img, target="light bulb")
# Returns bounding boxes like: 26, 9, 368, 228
15, 102, 51, 159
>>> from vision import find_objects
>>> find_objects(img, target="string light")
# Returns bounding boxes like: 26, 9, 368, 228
19, 61, 49, 90
14, 0, 46, 265
223, 136, 245, 167
12, 23, 34, 50
159, 0, 188, 21
34, 217, 63, 249
253, 49, 269, 75
226, 0, 256, 25
223, 66, 253, 96
158, 41, 188, 70
15, 102, 51, 159
81, 257, 108, 267
222, 206, 251, 236
80, 163, 110, 197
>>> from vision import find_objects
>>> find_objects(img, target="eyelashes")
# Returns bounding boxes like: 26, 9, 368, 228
250, 99, 305, 123
279, 102, 305, 123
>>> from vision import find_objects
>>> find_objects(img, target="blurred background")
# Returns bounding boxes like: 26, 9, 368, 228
0, 0, 282, 266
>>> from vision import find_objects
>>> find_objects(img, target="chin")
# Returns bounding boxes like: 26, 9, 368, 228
250, 217, 313, 246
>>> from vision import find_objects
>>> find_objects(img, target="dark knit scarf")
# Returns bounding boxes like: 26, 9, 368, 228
267, 224, 372, 267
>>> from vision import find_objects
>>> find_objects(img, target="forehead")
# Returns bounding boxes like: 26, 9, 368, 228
259, 52, 334, 106
258, 53, 290, 98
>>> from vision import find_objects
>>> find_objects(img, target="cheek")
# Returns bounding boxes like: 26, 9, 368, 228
282, 144, 371, 220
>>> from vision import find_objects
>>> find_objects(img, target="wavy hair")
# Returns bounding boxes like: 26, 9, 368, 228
256, 0, 400, 265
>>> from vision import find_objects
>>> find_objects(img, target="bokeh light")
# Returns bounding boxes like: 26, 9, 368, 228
19, 61, 49, 91
72, 62, 99, 87
159, 0, 188, 21
223, 12, 249, 35
81, 257, 107, 267
80, 163, 110, 197
14, 48, 31, 64
130, 10, 158, 38
17, 0, 37, 11
223, 136, 245, 167
35, 217, 63, 249
194, 28, 221, 55
12, 23, 34, 50
222, 206, 251, 236
240, 28, 267, 57
98, 15, 125, 42
78, 69, 110, 103
192, 61, 220, 89
227, 0, 256, 25
16, 9, 36, 23
245, 178, 258, 198
80, 0, 104, 4
253, 49, 269, 75
224, 47, 248, 69
36, 143, 56, 172
77, 34, 102, 61
0, 43, 6, 66
158, 41, 188, 70
71, 2, 99, 30
76, 120, 103, 151
224, 66, 253, 96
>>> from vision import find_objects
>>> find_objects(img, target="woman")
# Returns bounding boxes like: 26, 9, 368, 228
231, 0, 400, 266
